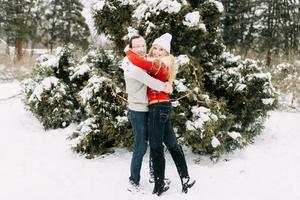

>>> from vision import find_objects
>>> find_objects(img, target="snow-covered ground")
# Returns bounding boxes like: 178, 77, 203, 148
0, 81, 300, 200
0, 64, 6, 70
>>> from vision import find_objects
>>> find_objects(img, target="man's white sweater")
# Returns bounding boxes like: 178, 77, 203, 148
121, 57, 165, 112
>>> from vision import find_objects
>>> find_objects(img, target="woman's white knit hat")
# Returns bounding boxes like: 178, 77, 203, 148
152, 33, 172, 53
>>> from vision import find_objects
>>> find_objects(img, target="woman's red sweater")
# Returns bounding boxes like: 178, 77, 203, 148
126, 50, 170, 103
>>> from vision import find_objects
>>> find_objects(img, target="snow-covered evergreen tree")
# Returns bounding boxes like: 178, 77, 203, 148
220, 0, 257, 55
22, 47, 83, 129
0, 0, 39, 60
23, 46, 131, 157
91, 0, 277, 158
220, 0, 300, 60
257, 0, 300, 59
40, 0, 90, 51
69, 74, 131, 158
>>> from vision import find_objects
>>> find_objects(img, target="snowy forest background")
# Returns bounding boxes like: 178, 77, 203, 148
1, 0, 300, 199
0, 0, 300, 155
1, 0, 300, 61
1, 0, 299, 109
1, 0, 300, 157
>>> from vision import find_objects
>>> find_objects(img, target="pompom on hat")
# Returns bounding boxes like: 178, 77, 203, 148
152, 33, 172, 53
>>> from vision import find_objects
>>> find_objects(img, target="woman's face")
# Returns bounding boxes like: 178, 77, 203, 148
151, 45, 168, 58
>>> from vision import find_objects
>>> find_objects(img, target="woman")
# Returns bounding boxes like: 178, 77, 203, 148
126, 33, 195, 196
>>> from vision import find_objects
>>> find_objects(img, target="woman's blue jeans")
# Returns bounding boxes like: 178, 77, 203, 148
148, 102, 189, 186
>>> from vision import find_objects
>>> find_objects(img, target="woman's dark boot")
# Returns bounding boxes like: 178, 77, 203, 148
181, 177, 196, 193
151, 147, 169, 196
153, 181, 169, 196
169, 146, 196, 193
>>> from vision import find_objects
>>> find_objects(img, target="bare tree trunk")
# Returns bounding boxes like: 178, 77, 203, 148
266, 49, 272, 67
31, 43, 35, 57
50, 43, 53, 53
6, 38, 10, 55
6, 44, 10, 55
15, 39, 25, 61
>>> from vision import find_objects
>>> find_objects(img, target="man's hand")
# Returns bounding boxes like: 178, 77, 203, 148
124, 45, 130, 53
163, 82, 173, 94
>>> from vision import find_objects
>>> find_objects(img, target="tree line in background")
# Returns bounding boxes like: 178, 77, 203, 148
0, 0, 299, 63
221, 0, 300, 64
0, 0, 90, 61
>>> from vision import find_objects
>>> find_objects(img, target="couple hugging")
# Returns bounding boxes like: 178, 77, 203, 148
121, 33, 195, 196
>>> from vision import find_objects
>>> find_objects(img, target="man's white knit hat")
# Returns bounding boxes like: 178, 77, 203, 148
152, 33, 172, 53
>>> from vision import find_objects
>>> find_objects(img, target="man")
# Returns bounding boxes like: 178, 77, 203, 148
121, 35, 172, 192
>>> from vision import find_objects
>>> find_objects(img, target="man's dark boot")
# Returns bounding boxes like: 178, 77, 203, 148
181, 177, 196, 193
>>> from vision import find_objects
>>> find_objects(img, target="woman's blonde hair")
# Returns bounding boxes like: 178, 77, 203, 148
148, 45, 177, 83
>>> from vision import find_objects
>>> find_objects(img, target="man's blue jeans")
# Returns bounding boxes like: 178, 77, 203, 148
128, 110, 148, 185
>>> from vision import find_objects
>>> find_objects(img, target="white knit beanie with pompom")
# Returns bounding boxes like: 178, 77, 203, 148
152, 33, 172, 53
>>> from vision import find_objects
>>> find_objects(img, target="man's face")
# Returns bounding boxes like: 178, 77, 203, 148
131, 37, 146, 57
